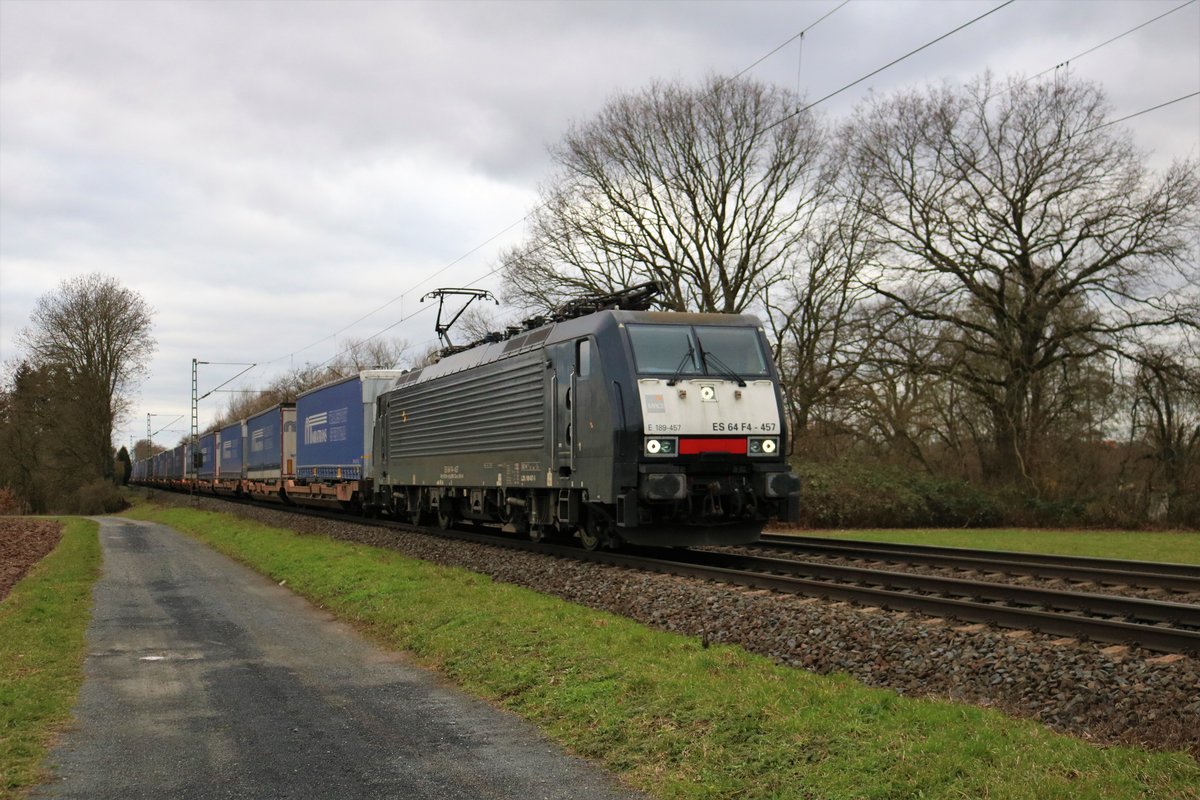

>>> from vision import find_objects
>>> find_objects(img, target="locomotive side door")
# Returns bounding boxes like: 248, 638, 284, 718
571, 337, 614, 499
550, 338, 606, 478
549, 342, 574, 478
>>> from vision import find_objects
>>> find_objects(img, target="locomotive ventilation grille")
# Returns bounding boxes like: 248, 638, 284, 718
386, 353, 546, 457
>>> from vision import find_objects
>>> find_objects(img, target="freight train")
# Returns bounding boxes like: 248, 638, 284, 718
132, 284, 801, 548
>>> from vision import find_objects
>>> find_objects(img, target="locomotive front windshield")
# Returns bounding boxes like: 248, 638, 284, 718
627, 324, 770, 378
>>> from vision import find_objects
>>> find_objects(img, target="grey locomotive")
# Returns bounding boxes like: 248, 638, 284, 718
370, 286, 801, 549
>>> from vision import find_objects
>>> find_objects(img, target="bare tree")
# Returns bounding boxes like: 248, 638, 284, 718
18, 273, 156, 482
132, 438, 166, 461
331, 336, 410, 372
454, 305, 507, 344
764, 196, 880, 455
841, 309, 953, 471
501, 75, 830, 314
1130, 345, 1200, 521
843, 73, 1199, 485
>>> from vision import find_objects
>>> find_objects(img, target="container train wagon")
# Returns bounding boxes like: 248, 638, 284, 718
133, 292, 801, 549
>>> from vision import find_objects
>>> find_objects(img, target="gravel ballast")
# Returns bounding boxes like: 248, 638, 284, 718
146, 493, 1200, 758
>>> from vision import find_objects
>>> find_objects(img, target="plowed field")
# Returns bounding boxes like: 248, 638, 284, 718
0, 518, 62, 601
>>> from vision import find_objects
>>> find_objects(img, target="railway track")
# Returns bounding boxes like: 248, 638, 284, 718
376, 517, 1200, 655
753, 533, 1200, 593
164, 492, 1200, 655
667, 547, 1200, 653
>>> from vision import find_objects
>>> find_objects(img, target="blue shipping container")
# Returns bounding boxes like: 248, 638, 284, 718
295, 371, 403, 480
219, 421, 245, 478
246, 404, 296, 478
198, 432, 218, 479
172, 444, 185, 479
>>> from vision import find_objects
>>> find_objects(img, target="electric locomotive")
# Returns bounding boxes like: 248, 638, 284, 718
370, 284, 800, 548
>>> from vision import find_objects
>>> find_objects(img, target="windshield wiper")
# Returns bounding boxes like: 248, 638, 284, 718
700, 350, 747, 387
666, 341, 696, 386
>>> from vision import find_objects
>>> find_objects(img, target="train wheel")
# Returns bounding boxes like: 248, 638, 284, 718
579, 509, 614, 551
578, 525, 601, 551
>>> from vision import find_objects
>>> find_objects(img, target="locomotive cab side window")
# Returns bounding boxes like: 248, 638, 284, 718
576, 339, 592, 377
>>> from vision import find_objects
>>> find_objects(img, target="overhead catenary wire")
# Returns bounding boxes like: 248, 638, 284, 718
1086, 90, 1200, 133
197, 363, 257, 402
799, 0, 1015, 112
306, 301, 439, 372
1027, 0, 1197, 84
718, 0, 851, 91
150, 416, 184, 439
266, 213, 534, 367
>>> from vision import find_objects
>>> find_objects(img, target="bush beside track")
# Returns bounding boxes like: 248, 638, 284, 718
0, 519, 100, 799
794, 462, 1200, 530
126, 500, 1199, 799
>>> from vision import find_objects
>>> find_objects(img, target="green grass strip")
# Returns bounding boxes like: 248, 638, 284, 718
128, 506, 1199, 799
802, 528, 1200, 565
0, 519, 100, 799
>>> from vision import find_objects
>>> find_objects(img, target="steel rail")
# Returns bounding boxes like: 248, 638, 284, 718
756, 534, 1200, 590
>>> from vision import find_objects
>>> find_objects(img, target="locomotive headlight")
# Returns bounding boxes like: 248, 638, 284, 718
700, 385, 716, 401
748, 437, 779, 456
644, 437, 676, 456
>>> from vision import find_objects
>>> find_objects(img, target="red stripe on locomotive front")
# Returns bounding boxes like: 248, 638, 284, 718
677, 437, 747, 455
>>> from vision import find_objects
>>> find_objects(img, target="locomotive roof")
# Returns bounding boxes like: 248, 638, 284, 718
390, 308, 766, 392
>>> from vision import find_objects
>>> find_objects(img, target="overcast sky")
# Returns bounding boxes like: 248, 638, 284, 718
1, 0, 1197, 451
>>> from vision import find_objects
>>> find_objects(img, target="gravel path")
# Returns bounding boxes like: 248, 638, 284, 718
39, 517, 643, 800
149, 493, 1200, 758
